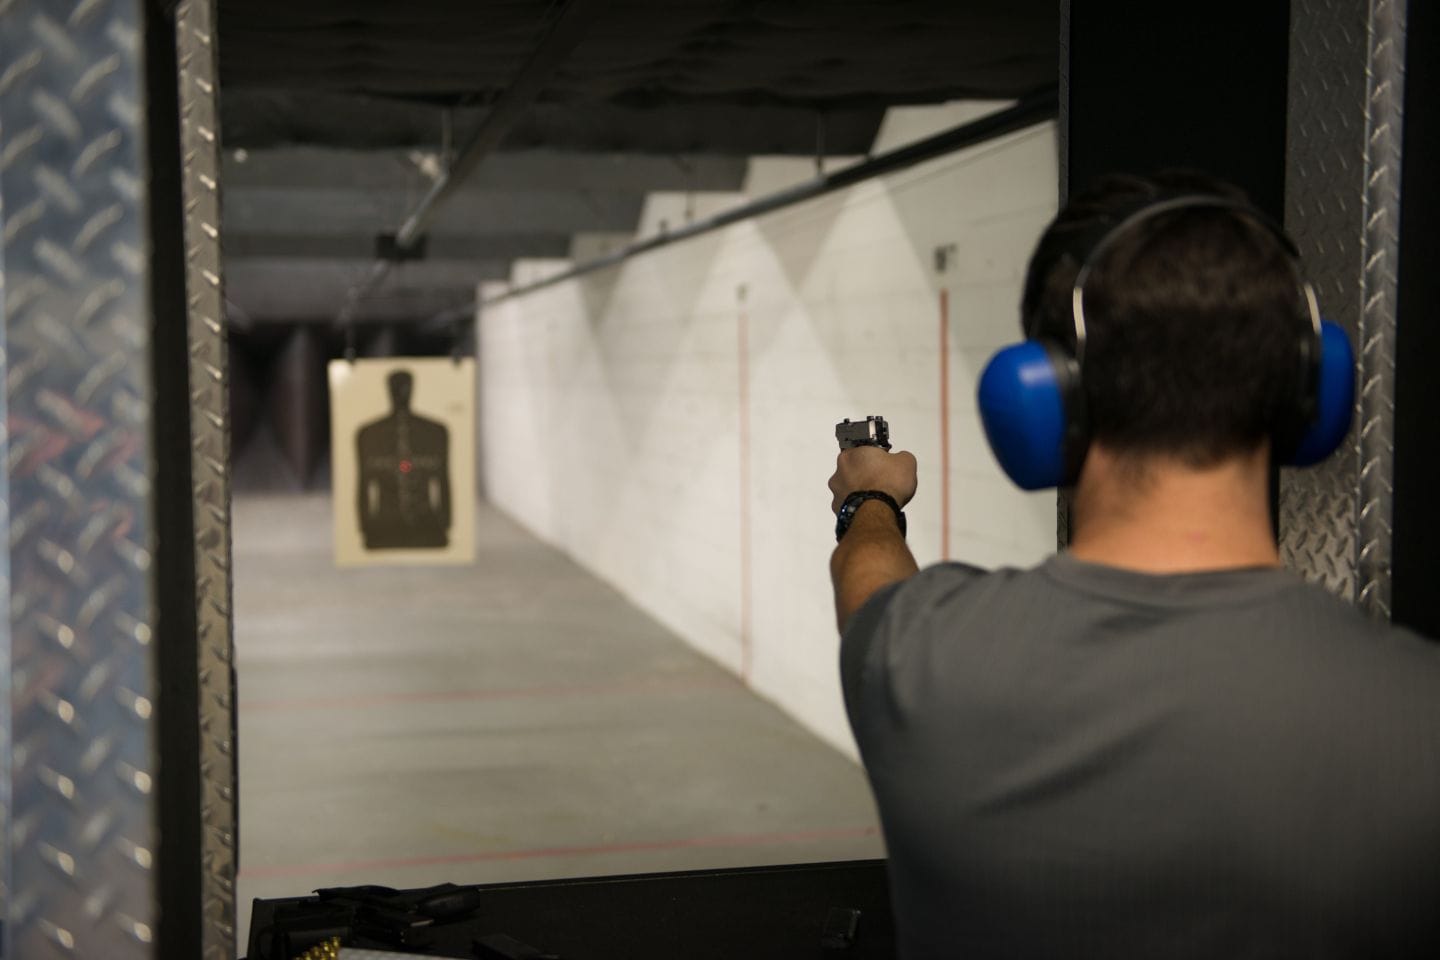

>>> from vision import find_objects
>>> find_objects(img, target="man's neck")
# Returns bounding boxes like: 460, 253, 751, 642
1067, 444, 1280, 575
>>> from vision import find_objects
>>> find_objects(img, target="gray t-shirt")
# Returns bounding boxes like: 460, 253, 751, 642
841, 554, 1440, 959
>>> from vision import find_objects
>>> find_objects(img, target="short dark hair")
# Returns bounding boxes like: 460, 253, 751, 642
1020, 171, 1309, 467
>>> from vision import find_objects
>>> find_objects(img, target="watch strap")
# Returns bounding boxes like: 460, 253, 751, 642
835, 490, 907, 542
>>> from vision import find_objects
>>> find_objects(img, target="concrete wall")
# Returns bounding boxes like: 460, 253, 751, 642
478, 103, 1059, 757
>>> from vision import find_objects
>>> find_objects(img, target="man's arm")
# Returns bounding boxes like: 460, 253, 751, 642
831, 501, 919, 631
828, 445, 921, 632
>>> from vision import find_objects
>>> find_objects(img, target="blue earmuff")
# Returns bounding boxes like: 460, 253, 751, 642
977, 196, 1357, 490
977, 341, 1077, 491
1288, 319, 1355, 467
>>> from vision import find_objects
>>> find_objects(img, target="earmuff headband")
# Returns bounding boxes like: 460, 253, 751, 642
1069, 195, 1318, 368
978, 191, 1353, 490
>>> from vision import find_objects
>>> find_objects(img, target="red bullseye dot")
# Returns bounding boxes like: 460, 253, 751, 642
399, 460, 413, 473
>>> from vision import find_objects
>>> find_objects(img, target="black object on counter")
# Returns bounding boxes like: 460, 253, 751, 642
244, 859, 894, 959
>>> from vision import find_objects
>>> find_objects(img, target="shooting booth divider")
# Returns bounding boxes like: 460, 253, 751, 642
2, 0, 168, 955
0, 0, 235, 956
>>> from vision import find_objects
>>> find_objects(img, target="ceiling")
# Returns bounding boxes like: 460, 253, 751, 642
215, 0, 1058, 325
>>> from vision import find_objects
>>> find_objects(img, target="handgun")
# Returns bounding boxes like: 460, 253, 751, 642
835, 416, 891, 451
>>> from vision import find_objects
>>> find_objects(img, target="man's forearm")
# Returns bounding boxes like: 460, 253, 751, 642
830, 500, 920, 632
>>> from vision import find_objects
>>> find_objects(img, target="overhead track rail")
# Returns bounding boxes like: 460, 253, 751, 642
336, 0, 608, 329
482, 87, 1060, 306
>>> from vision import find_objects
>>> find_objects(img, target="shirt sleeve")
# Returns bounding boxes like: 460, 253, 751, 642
839, 580, 904, 718
839, 563, 989, 747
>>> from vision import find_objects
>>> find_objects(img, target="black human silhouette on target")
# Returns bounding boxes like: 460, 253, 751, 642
355, 370, 452, 550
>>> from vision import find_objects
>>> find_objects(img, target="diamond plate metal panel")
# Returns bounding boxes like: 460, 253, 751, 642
1282, 0, 1406, 614
0, 0, 160, 955
0, 148, 11, 959
175, 0, 237, 956
1354, 0, 1405, 617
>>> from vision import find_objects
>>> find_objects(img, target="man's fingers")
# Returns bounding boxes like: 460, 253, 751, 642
828, 468, 844, 514
894, 450, 919, 504
828, 444, 920, 513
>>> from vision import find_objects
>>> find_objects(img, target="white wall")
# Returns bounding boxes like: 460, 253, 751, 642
479, 103, 1059, 757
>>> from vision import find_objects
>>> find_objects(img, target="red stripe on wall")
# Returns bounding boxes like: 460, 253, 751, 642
939, 287, 952, 561
738, 299, 753, 682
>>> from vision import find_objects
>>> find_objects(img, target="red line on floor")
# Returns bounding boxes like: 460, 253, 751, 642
738, 299, 753, 683
238, 825, 881, 881
939, 287, 952, 561
239, 676, 735, 713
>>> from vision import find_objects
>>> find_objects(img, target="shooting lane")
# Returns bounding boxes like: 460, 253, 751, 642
1, 2, 1435, 960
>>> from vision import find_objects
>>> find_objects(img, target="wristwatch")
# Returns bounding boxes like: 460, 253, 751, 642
835, 490, 907, 543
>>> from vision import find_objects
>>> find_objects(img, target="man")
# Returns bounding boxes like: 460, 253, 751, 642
828, 172, 1440, 958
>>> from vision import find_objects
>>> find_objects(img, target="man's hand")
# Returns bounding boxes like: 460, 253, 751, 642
829, 445, 919, 514
829, 446, 920, 632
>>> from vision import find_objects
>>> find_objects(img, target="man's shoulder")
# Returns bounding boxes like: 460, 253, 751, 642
1259, 571, 1440, 657
859, 558, 1046, 623
1290, 584, 1440, 689
895, 558, 1040, 595
839, 560, 1051, 740
846, 556, 1440, 682
840, 561, 1045, 677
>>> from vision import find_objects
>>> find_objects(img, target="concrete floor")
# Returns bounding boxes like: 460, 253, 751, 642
234, 494, 883, 953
